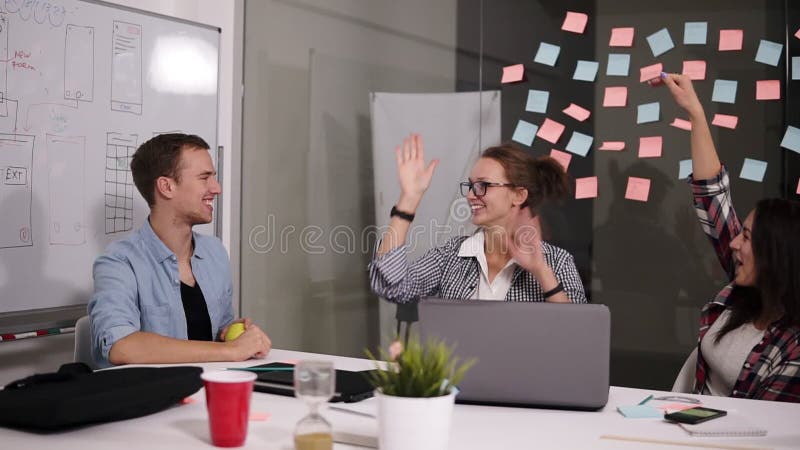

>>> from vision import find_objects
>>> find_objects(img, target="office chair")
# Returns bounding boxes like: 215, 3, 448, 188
73, 316, 99, 370
395, 301, 419, 345
671, 347, 698, 393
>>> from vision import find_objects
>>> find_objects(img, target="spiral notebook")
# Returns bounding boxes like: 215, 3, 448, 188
678, 414, 768, 437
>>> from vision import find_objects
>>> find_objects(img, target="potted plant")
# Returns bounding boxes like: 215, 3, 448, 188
366, 337, 475, 450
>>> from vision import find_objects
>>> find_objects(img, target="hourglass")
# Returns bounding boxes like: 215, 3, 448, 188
293, 360, 335, 450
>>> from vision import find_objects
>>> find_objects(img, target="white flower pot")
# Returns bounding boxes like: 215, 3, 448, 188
375, 389, 456, 450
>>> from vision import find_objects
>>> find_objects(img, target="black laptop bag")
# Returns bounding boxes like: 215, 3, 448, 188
0, 362, 203, 432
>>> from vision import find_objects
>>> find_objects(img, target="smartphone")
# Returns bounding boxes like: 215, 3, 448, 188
664, 406, 727, 424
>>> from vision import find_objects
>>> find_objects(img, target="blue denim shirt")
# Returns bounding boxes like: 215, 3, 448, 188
88, 218, 234, 368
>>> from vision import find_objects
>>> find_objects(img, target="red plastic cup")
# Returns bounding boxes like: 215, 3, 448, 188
201, 370, 257, 447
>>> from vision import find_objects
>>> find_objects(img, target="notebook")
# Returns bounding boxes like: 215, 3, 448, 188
678, 414, 768, 437
417, 298, 610, 410
249, 362, 379, 403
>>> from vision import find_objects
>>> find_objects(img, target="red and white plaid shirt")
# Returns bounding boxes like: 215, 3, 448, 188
691, 166, 800, 402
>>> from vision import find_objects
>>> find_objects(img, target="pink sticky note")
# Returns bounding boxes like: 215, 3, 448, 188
756, 80, 780, 100
562, 11, 588, 34
796, 178, 800, 195
712, 114, 738, 129
563, 103, 591, 122
550, 149, 572, 171
250, 411, 272, 422
719, 29, 743, 51
599, 141, 625, 151
501, 64, 524, 83
670, 118, 692, 131
575, 176, 598, 199
603, 86, 627, 107
610, 27, 634, 47
625, 177, 651, 202
180, 397, 197, 405
281, 359, 299, 365
640, 63, 663, 82
537, 118, 566, 144
682, 60, 706, 80
796, 29, 800, 40
638, 136, 663, 158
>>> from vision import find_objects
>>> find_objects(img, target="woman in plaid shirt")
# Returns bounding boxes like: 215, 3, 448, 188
662, 73, 800, 402
369, 134, 586, 305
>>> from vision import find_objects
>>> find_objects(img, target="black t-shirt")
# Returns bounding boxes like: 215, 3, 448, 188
180, 281, 213, 341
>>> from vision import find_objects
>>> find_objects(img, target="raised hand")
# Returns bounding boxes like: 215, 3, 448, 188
395, 133, 438, 211
506, 209, 547, 275
661, 73, 704, 118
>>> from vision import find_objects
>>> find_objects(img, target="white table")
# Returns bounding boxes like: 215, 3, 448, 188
3, 349, 799, 449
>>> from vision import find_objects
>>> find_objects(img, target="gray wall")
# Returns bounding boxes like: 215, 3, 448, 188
240, 0, 457, 356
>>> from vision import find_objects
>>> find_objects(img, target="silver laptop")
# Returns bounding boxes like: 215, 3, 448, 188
417, 298, 610, 410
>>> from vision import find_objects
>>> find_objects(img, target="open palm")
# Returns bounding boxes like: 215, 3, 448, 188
396, 134, 438, 200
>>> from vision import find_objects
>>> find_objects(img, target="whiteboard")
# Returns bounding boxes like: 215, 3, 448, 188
0, 0, 219, 316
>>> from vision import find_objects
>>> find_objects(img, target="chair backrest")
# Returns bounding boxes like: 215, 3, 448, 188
671, 347, 698, 393
73, 316, 98, 370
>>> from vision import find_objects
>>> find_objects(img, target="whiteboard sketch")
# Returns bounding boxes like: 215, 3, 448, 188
105, 132, 136, 234
0, 133, 34, 248
64, 24, 94, 102
47, 134, 85, 245
111, 21, 142, 114
0, 14, 8, 118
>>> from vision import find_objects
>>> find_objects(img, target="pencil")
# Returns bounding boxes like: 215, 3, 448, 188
638, 394, 654, 405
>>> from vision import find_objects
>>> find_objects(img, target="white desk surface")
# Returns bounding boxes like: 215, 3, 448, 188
3, 349, 799, 449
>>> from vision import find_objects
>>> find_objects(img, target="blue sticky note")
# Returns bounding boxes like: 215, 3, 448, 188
740, 158, 767, 182
684, 22, 707, 45
606, 53, 630, 76
573, 60, 599, 82
679, 159, 693, 179
646, 28, 674, 57
617, 405, 663, 418
512, 120, 538, 146
637, 102, 660, 124
534, 42, 560, 67
712, 79, 738, 104
565, 131, 593, 157
780, 125, 800, 154
755, 39, 783, 67
525, 89, 549, 113
793, 57, 800, 81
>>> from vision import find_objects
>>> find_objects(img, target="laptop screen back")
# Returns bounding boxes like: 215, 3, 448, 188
417, 299, 610, 410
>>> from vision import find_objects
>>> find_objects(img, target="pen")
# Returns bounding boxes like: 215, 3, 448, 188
638, 394, 653, 405
227, 367, 294, 372
329, 406, 376, 418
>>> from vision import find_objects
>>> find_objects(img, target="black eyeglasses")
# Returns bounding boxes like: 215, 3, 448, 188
460, 181, 515, 197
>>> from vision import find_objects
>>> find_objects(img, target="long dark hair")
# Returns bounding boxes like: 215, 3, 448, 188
716, 198, 800, 342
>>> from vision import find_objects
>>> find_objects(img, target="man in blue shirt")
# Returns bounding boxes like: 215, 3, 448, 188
89, 134, 271, 368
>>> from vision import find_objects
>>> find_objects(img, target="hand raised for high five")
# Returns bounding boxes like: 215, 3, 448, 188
395, 134, 439, 212
505, 208, 547, 276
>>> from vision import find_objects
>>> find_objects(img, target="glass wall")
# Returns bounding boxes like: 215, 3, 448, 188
242, 0, 798, 388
